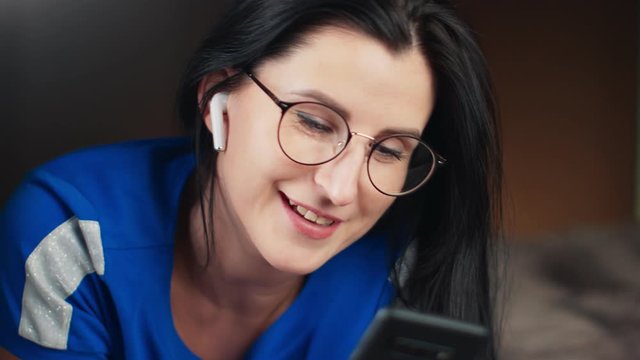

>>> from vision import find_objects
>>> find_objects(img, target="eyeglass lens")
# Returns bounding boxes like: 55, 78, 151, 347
278, 103, 435, 196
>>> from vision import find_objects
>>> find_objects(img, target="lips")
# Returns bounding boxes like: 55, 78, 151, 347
287, 199, 335, 226
280, 192, 341, 240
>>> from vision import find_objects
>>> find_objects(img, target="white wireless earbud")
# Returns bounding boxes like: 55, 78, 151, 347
209, 92, 229, 151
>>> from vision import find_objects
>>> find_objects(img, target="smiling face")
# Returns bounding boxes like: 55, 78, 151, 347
204, 26, 435, 275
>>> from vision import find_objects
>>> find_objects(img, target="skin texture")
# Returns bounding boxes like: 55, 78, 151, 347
174, 26, 436, 359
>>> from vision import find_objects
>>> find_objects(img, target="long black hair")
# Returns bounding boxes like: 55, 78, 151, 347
177, 0, 503, 358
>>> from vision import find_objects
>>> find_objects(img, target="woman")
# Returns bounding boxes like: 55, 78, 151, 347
0, 0, 502, 359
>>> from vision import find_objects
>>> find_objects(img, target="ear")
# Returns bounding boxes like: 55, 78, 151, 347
210, 92, 229, 151
196, 68, 236, 131
197, 69, 236, 151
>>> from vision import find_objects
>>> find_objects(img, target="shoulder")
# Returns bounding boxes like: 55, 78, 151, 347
41, 137, 192, 172
38, 137, 193, 199
1, 136, 194, 276
11, 137, 194, 246
0, 137, 194, 357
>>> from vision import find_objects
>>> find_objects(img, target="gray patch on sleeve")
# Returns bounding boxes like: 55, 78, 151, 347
18, 216, 105, 350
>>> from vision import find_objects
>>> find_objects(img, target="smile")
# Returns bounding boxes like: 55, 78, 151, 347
287, 199, 335, 226
280, 192, 341, 240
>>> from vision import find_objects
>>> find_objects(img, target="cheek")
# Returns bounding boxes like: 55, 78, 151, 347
353, 192, 395, 234
216, 104, 297, 201
227, 118, 274, 163
366, 197, 395, 224
222, 102, 280, 170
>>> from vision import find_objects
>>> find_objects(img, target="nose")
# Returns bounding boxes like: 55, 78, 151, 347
313, 138, 368, 206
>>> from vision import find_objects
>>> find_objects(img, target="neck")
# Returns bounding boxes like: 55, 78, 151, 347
175, 178, 304, 319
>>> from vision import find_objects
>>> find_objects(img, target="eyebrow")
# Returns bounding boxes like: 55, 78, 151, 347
378, 127, 422, 138
289, 89, 351, 119
290, 89, 423, 138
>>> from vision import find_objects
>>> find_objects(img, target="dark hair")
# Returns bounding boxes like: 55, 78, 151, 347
177, 0, 503, 359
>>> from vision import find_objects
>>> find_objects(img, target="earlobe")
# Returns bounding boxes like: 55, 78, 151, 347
209, 92, 229, 152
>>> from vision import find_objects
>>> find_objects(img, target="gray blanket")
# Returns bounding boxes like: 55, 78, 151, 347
500, 225, 640, 359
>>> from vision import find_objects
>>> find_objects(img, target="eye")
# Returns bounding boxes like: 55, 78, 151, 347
295, 111, 335, 134
373, 144, 405, 161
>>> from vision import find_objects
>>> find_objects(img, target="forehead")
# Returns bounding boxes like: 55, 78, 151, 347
256, 27, 436, 134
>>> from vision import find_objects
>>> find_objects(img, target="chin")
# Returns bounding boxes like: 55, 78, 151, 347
265, 253, 328, 275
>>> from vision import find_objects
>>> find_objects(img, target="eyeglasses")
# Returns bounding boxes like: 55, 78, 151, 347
245, 71, 446, 197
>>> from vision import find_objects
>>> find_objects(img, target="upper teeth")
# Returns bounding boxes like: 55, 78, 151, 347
288, 200, 334, 226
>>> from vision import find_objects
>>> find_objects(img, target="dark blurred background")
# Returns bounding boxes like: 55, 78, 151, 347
0, 0, 224, 203
1, 1, 639, 357
457, 0, 638, 238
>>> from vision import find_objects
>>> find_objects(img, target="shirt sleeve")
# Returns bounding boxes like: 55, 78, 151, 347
0, 170, 111, 359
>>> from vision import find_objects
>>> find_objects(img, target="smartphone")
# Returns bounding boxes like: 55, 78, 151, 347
350, 308, 488, 360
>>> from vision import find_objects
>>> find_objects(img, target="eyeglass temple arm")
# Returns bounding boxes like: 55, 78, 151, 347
244, 72, 288, 109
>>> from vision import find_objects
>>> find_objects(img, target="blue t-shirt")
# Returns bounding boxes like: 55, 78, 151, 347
0, 138, 395, 359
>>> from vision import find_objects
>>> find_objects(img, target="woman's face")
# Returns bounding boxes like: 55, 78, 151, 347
207, 27, 435, 275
